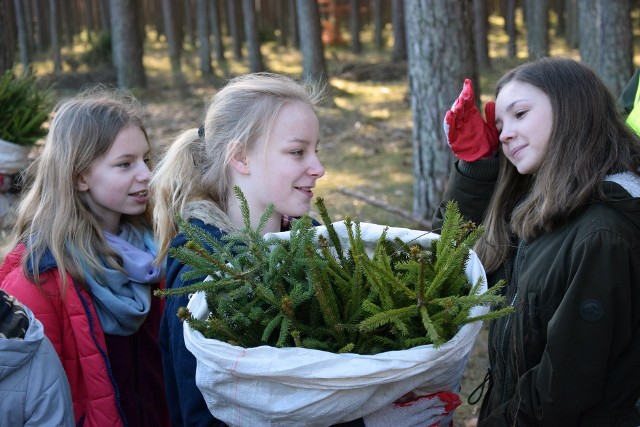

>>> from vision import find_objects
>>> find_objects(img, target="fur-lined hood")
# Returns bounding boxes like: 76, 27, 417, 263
181, 199, 238, 234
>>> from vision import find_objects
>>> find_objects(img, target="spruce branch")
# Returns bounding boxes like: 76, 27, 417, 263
158, 189, 511, 354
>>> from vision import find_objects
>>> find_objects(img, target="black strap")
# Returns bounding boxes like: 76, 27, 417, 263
468, 368, 492, 405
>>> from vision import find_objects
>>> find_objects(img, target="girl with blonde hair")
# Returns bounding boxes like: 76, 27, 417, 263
0, 88, 168, 426
150, 72, 372, 426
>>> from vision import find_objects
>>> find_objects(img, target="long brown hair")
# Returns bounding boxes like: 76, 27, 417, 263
477, 57, 640, 272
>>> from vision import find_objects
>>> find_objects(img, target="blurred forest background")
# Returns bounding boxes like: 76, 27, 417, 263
2, 1, 640, 425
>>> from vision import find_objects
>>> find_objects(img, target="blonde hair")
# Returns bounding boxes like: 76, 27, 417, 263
151, 72, 325, 262
1, 87, 151, 291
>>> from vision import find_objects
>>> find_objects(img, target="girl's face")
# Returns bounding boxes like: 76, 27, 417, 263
77, 124, 151, 234
240, 101, 325, 220
495, 80, 553, 175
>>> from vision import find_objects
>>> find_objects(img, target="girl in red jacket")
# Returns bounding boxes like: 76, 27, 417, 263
0, 88, 169, 427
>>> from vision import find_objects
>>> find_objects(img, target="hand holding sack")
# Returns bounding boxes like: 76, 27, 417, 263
444, 79, 499, 162
363, 391, 462, 427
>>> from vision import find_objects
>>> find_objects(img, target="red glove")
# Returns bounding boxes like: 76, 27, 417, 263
363, 391, 462, 427
444, 79, 499, 162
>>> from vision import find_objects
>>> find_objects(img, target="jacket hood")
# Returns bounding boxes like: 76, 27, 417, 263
0, 298, 44, 382
183, 200, 237, 234
604, 171, 640, 229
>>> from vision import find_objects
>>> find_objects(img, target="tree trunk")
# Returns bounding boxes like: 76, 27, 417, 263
227, 0, 243, 59
196, 0, 212, 74
83, 0, 95, 42
0, 0, 16, 73
296, 0, 328, 85
22, 0, 35, 56
553, 0, 566, 37
473, 0, 490, 69
98, 0, 110, 32
276, 0, 287, 47
349, 0, 362, 53
162, 0, 183, 82
49, 0, 62, 73
242, 0, 265, 72
288, 0, 299, 49
505, 0, 517, 57
183, 0, 196, 49
578, 0, 633, 95
391, 0, 406, 61
32, 0, 45, 52
13, 0, 30, 71
405, 0, 477, 219
565, 0, 579, 48
110, 0, 146, 88
209, 0, 225, 63
371, 0, 383, 50
524, 0, 549, 58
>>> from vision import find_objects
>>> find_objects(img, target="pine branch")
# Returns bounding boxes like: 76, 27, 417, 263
159, 189, 512, 354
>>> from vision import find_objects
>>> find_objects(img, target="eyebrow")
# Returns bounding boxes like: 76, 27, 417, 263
112, 150, 150, 161
505, 99, 527, 112
287, 138, 321, 145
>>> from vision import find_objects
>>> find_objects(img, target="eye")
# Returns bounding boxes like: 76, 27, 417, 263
515, 110, 527, 119
291, 149, 304, 157
117, 162, 131, 168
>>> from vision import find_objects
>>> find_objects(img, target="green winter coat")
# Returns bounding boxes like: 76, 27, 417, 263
433, 160, 640, 427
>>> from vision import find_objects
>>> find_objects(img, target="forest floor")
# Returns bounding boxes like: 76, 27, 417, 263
3, 13, 591, 425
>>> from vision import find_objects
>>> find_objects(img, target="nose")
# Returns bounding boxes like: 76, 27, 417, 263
308, 154, 325, 178
499, 123, 515, 144
137, 162, 152, 182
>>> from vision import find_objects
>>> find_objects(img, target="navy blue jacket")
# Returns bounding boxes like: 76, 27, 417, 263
160, 218, 365, 426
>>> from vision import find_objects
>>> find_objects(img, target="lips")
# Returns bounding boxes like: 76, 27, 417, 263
129, 190, 149, 197
295, 186, 314, 197
510, 145, 526, 158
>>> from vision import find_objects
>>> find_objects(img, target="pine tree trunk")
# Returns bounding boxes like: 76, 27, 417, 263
288, 0, 299, 49
405, 0, 477, 219
524, 0, 549, 58
196, 0, 212, 75
13, 0, 30, 70
209, 0, 225, 63
296, 0, 328, 85
49, 0, 62, 73
391, 0, 406, 62
473, 0, 490, 69
0, 0, 16, 73
110, 0, 146, 89
349, 0, 362, 54
162, 0, 183, 81
578, 0, 633, 95
242, 0, 265, 72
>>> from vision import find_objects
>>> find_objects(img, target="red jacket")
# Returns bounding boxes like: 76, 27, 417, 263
0, 244, 168, 427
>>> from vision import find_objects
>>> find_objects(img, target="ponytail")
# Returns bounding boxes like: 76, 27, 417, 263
151, 128, 203, 262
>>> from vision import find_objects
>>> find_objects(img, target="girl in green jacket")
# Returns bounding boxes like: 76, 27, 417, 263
437, 56, 640, 426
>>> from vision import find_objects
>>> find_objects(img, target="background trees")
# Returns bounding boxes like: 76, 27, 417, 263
3, 0, 640, 219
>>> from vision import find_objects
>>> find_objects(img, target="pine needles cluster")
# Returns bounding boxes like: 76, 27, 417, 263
156, 188, 511, 355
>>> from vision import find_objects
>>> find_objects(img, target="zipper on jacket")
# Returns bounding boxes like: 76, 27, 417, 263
499, 240, 524, 405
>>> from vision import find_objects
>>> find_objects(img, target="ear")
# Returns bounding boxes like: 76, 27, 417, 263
76, 173, 90, 192
229, 155, 250, 175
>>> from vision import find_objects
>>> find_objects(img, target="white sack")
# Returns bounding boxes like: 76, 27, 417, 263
0, 139, 32, 174
184, 222, 489, 427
